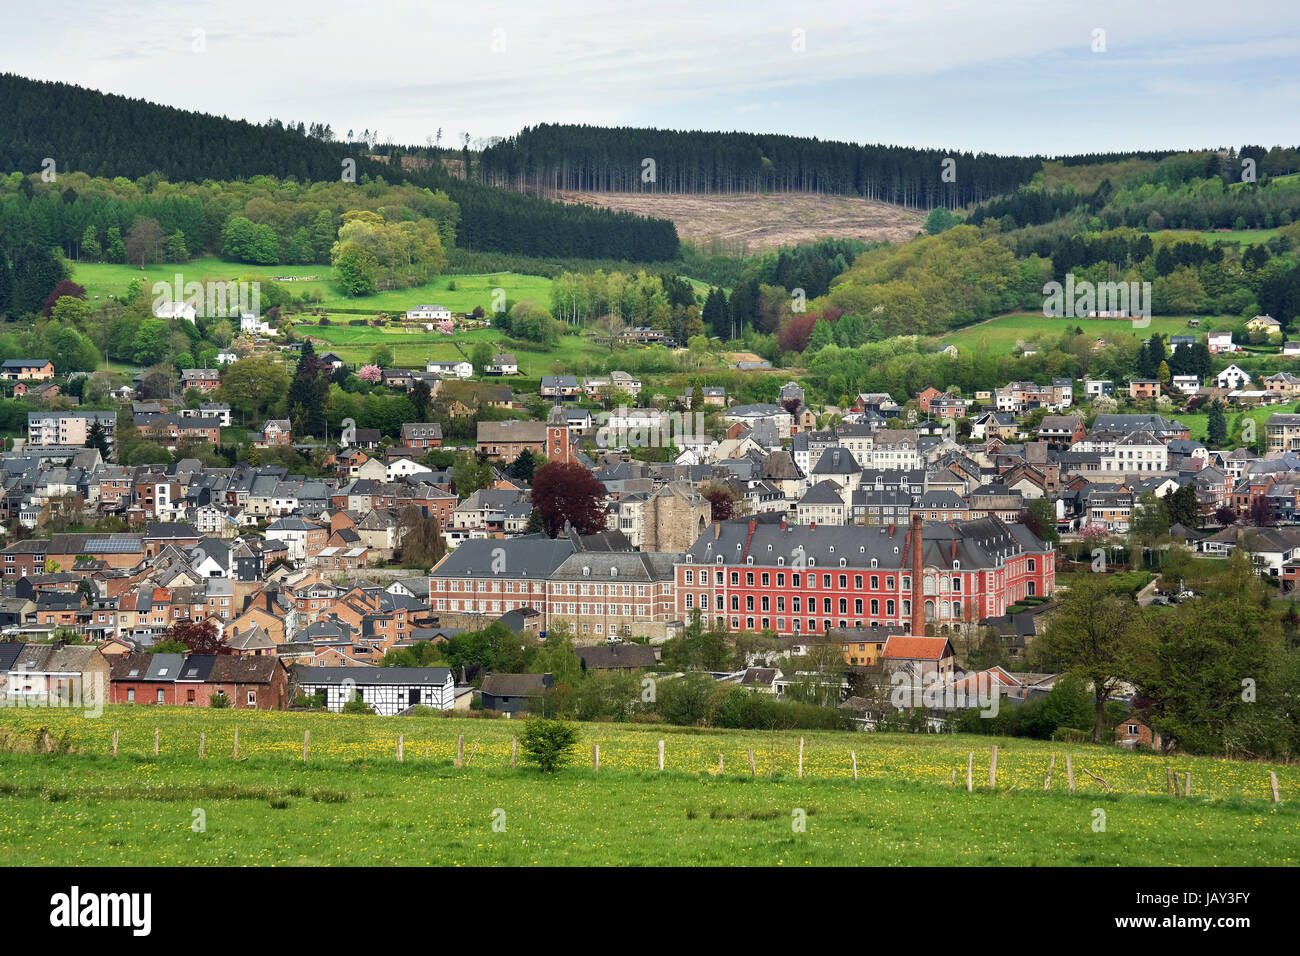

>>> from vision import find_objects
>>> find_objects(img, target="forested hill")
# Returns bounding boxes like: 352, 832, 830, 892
0, 74, 679, 260
477, 124, 1146, 208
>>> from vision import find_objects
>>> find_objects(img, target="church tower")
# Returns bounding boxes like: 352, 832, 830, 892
546, 403, 571, 465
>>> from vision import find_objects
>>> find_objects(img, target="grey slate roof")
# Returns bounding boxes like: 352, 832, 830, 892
293, 665, 452, 686
431, 536, 577, 579
683, 517, 1048, 572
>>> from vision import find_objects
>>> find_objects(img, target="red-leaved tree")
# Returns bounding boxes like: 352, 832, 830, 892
162, 617, 232, 655
778, 313, 818, 353
531, 461, 609, 537
42, 280, 87, 316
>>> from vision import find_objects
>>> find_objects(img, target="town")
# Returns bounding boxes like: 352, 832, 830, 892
1, 298, 1296, 751
1, 10, 1299, 882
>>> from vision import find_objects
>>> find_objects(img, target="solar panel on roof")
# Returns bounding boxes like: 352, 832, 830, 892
85, 538, 139, 553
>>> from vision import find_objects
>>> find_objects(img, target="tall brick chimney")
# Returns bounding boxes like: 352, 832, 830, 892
910, 513, 925, 636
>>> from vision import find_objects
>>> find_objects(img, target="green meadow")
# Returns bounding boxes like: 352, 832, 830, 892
69, 258, 553, 316
940, 313, 1205, 353
0, 709, 1295, 866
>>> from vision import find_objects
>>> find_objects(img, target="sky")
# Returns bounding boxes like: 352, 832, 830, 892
5, 0, 1299, 155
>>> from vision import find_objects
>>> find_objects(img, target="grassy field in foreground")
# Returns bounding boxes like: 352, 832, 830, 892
940, 313, 1205, 353
0, 709, 1296, 865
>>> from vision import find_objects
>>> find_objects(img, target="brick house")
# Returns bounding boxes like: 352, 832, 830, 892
400, 423, 443, 448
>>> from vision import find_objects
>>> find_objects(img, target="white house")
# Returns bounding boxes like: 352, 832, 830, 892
293, 667, 454, 715
387, 458, 434, 481
1207, 331, 1236, 354
426, 360, 473, 379
240, 312, 275, 336
215, 348, 238, 365
1215, 364, 1252, 390
1172, 375, 1200, 393
154, 301, 196, 323
407, 304, 452, 322
264, 517, 324, 562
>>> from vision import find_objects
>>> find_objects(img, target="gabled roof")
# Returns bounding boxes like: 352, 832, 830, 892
577, 643, 658, 669
480, 673, 553, 697
882, 635, 953, 662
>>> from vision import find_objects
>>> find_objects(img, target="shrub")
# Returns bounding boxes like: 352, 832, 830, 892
209, 692, 230, 709
342, 692, 374, 715
519, 718, 579, 773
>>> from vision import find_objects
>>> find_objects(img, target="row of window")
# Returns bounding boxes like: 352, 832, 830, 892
687, 593, 908, 616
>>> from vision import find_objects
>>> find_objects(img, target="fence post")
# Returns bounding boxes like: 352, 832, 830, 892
111, 729, 119, 757
303, 730, 309, 762
1166, 766, 1173, 795
397, 734, 404, 762
966, 752, 973, 792
1184, 772, 1192, 797
747, 748, 756, 776
154, 727, 159, 757
1044, 754, 1055, 791
510, 736, 517, 769
851, 750, 858, 782
989, 745, 998, 789
1270, 771, 1280, 804
232, 728, 239, 760
798, 737, 804, 779
658, 739, 665, 771
455, 734, 464, 768
199, 732, 205, 759
593, 744, 599, 772
1066, 755, 1075, 793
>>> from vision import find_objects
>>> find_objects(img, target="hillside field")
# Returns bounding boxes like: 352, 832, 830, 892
0, 708, 1296, 866
940, 313, 1216, 353
69, 258, 554, 316
301, 323, 612, 377
555, 190, 926, 254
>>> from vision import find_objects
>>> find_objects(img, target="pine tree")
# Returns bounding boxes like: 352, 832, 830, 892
701, 288, 731, 339
288, 339, 328, 439
1207, 400, 1228, 446
84, 419, 110, 458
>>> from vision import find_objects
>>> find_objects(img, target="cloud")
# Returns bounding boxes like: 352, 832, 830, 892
3, 0, 1297, 151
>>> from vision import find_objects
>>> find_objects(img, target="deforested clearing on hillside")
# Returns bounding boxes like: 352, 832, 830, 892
554, 190, 926, 254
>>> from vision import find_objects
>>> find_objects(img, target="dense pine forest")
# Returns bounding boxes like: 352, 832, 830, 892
475, 125, 1175, 208
0, 74, 679, 261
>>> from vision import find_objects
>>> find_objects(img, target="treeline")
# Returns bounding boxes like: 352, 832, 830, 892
478, 123, 1046, 207
970, 149, 1300, 235
0, 74, 678, 261
547, 269, 697, 326
0, 171, 459, 267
